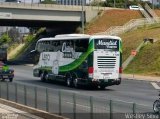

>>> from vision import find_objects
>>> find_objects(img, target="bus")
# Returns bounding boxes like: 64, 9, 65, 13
32, 34, 122, 89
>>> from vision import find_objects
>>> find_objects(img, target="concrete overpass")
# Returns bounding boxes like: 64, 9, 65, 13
0, 2, 100, 33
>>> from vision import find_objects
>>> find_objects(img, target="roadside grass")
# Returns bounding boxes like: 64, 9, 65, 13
124, 41, 160, 76
8, 35, 35, 61
8, 28, 46, 61
121, 23, 160, 76
8, 43, 25, 60
85, 9, 143, 34
120, 23, 160, 62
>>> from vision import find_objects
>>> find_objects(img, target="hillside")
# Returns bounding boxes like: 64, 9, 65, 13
121, 24, 160, 76
85, 9, 143, 34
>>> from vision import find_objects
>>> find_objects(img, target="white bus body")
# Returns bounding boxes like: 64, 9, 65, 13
33, 34, 122, 89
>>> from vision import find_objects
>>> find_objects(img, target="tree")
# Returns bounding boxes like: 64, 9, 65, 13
40, 0, 56, 4
8, 27, 20, 42
0, 34, 11, 46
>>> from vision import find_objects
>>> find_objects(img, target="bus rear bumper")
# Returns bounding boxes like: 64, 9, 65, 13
88, 78, 121, 87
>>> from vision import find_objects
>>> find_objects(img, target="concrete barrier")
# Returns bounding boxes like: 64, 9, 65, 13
0, 98, 68, 119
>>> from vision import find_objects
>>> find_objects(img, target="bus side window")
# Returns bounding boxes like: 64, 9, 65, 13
54, 41, 61, 51
50, 41, 55, 51
75, 40, 88, 52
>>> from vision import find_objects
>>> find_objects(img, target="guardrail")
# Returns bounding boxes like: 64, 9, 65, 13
0, 82, 154, 119
0, 2, 106, 11
144, 3, 159, 23
138, 4, 153, 22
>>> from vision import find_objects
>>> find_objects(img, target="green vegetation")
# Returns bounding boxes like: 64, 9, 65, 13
120, 23, 160, 76
0, 33, 11, 46
8, 34, 35, 60
40, 0, 56, 4
8, 28, 46, 60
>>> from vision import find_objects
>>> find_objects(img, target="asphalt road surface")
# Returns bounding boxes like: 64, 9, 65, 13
1, 64, 159, 119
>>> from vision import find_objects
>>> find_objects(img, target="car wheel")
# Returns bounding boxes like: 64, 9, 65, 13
1, 78, 5, 81
9, 78, 13, 82
153, 100, 160, 113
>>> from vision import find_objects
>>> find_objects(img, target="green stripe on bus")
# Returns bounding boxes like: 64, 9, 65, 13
59, 40, 94, 72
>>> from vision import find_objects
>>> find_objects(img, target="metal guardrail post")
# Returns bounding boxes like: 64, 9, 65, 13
59, 90, 62, 115
110, 100, 113, 119
24, 85, 27, 105
133, 103, 136, 119
15, 83, 18, 103
158, 108, 160, 119
73, 93, 76, 119
34, 87, 37, 108
46, 88, 49, 112
6, 82, 9, 100
159, 108, 160, 119
90, 96, 93, 119
0, 83, 1, 98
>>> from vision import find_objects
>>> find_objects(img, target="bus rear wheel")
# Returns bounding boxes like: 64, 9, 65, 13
66, 78, 72, 87
100, 86, 106, 90
73, 78, 79, 88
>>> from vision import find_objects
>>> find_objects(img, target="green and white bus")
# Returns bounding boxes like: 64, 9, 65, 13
33, 34, 122, 89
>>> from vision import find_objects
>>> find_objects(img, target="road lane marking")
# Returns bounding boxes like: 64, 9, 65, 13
151, 82, 160, 89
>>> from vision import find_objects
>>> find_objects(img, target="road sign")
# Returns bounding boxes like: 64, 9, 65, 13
131, 50, 137, 56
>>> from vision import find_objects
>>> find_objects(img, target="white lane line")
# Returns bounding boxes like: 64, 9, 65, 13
151, 82, 160, 89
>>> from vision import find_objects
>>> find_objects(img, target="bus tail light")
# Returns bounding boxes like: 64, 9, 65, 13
88, 67, 93, 78
119, 67, 122, 73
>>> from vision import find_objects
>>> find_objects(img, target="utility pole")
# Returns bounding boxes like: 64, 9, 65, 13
125, 0, 128, 9
114, 0, 115, 7
152, 0, 154, 9
81, 0, 85, 34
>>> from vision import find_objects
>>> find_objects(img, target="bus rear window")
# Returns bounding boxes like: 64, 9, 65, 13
94, 38, 119, 51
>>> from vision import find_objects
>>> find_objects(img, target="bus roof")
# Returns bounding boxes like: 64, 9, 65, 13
91, 35, 121, 40
55, 34, 90, 38
38, 34, 121, 42
38, 36, 90, 42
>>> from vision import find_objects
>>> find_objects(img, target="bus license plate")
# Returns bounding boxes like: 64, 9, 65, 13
103, 76, 109, 79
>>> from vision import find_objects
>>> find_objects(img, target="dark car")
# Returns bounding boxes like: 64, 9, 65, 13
0, 62, 14, 82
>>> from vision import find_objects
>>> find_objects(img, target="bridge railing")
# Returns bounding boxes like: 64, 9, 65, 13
94, 17, 159, 35
0, 2, 107, 11
0, 82, 154, 119
144, 3, 159, 23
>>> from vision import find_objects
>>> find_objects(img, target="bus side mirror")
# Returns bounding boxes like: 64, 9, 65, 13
30, 50, 37, 53
28, 50, 38, 58
29, 50, 40, 64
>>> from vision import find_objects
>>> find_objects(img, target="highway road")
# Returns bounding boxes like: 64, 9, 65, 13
1, 64, 159, 119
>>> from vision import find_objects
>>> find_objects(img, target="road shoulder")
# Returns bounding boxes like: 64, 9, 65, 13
122, 74, 160, 82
